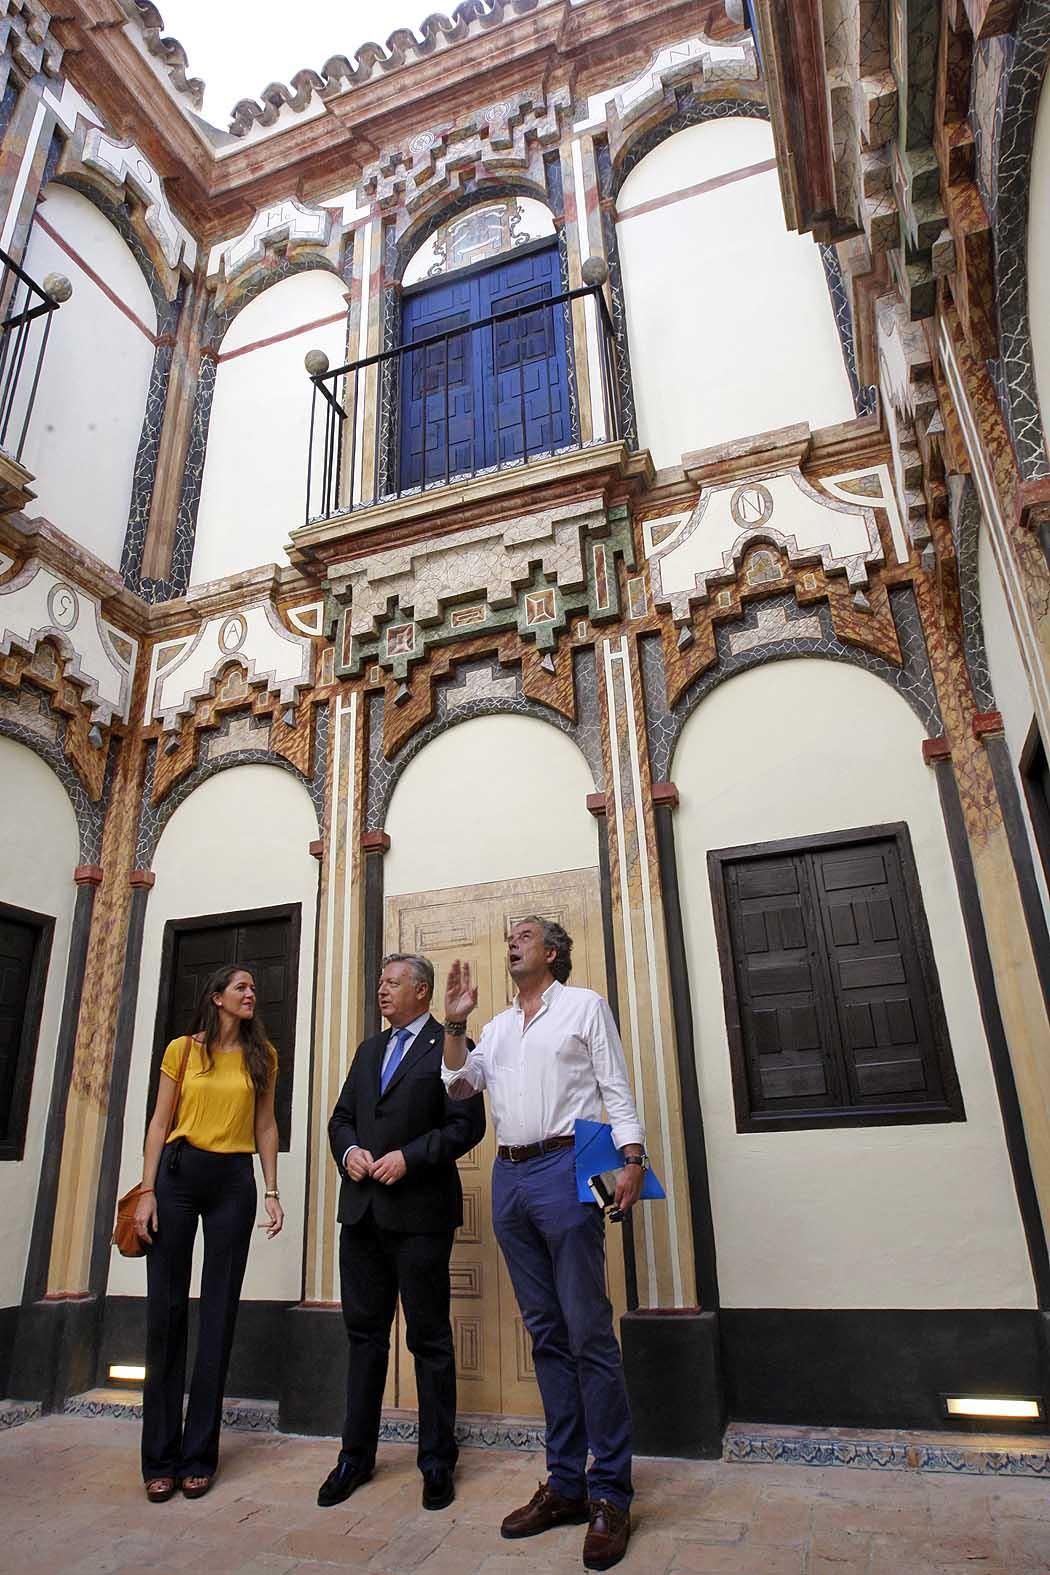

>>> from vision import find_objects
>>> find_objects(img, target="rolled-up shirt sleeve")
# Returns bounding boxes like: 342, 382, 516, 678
589, 997, 645, 1150
441, 1024, 490, 1101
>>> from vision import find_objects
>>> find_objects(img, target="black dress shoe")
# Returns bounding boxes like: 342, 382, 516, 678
422, 1466, 455, 1511
317, 1458, 373, 1507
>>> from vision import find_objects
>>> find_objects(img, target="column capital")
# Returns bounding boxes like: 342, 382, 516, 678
586, 793, 607, 818
362, 830, 391, 853
651, 782, 680, 809
308, 839, 324, 861
129, 869, 156, 889
922, 737, 952, 765
73, 865, 103, 887
972, 711, 1005, 740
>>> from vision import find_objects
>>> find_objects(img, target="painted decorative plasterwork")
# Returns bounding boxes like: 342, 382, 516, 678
0, 560, 137, 724
574, 34, 756, 142
326, 500, 634, 678
210, 198, 335, 283
360, 87, 571, 220
147, 600, 313, 728
646, 468, 892, 623
77, 128, 195, 272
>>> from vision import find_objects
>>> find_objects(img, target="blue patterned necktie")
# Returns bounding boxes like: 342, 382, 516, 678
380, 1027, 410, 1095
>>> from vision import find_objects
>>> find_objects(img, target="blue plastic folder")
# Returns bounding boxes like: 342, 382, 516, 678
573, 1118, 667, 1204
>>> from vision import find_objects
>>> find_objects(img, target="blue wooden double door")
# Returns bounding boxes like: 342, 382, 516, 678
399, 240, 571, 489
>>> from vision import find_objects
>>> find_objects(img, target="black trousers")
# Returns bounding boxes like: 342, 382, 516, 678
142, 1144, 256, 1480
339, 1211, 458, 1475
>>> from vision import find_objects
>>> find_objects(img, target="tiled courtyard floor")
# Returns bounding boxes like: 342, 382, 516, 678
2, 1415, 1050, 1574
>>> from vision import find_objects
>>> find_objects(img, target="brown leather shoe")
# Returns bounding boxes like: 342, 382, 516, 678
582, 1499, 631, 1570
144, 1477, 175, 1503
501, 1480, 590, 1539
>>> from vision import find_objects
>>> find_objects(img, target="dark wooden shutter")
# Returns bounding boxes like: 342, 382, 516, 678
711, 826, 964, 1131
0, 904, 53, 1160
725, 855, 839, 1111
811, 839, 946, 1105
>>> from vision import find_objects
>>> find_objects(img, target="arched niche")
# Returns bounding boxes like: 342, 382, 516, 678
191, 268, 348, 585
0, 735, 79, 1305
384, 712, 597, 896
109, 763, 319, 1304
20, 184, 159, 571
672, 657, 1032, 1311
616, 118, 854, 469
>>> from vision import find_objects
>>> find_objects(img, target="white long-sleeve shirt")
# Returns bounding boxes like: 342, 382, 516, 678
441, 979, 644, 1151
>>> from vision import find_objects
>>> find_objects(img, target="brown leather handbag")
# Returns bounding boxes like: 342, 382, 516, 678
112, 1037, 191, 1257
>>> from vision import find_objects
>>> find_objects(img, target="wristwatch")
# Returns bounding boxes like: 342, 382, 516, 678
622, 1152, 649, 1171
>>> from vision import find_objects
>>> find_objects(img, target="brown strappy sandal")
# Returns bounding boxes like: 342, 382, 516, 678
145, 1476, 176, 1503
181, 1474, 212, 1499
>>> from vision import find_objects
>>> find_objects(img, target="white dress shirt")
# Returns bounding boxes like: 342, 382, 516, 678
441, 980, 644, 1151
343, 1011, 431, 1168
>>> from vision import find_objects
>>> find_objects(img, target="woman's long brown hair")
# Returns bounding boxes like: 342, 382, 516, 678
190, 964, 273, 1096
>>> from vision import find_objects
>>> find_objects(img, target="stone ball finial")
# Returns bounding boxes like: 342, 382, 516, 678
581, 256, 609, 288
43, 272, 72, 304
304, 347, 330, 376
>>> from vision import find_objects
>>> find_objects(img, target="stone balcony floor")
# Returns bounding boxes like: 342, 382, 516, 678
3, 1412, 1050, 1574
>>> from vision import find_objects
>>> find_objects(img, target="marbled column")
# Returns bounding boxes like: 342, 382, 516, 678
44, 693, 152, 1294
597, 632, 694, 1309
303, 687, 365, 1304
139, 276, 209, 584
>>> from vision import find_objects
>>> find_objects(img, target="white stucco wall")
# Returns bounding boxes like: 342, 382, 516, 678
0, 737, 78, 1308
617, 119, 855, 469
384, 714, 597, 895
20, 185, 158, 570
1030, 66, 1050, 450
108, 765, 318, 1302
191, 271, 348, 586
674, 658, 1033, 1310
978, 526, 1050, 923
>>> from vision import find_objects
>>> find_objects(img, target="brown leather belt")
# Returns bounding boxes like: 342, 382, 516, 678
496, 1135, 575, 1163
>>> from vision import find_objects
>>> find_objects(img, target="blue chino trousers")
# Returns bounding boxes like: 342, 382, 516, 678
492, 1147, 633, 1508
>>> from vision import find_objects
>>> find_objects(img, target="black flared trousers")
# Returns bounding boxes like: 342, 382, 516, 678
141, 1143, 255, 1480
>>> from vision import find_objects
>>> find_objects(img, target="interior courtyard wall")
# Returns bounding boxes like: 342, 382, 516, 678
0, 736, 79, 1306
1028, 63, 1050, 451
673, 658, 1034, 1310
978, 527, 1050, 925
190, 270, 349, 586
108, 764, 318, 1304
384, 714, 598, 896
616, 119, 855, 470
19, 185, 158, 570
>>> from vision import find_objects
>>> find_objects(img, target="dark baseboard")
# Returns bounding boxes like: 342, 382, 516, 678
279, 1303, 348, 1437
99, 1296, 293, 1401
720, 1308, 1048, 1430
10, 1296, 102, 1410
0, 1303, 18, 1395
621, 1308, 725, 1458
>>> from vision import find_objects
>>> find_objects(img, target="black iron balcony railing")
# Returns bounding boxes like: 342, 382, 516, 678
0, 247, 67, 464
304, 281, 622, 524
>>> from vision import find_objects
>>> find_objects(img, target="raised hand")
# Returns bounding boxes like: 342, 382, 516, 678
445, 959, 478, 1021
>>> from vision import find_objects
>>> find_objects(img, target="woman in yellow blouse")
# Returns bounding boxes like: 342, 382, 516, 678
133, 963, 284, 1503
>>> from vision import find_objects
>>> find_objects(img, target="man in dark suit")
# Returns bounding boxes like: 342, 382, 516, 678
319, 952, 485, 1513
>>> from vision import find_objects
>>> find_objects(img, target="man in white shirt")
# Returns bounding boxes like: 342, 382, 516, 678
442, 917, 645, 1572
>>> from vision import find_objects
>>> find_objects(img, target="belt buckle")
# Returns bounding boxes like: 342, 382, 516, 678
510, 1143, 528, 1163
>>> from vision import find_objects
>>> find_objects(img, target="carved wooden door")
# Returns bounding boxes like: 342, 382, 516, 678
385, 867, 624, 1418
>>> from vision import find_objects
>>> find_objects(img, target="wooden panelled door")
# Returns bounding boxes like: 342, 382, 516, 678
384, 868, 626, 1419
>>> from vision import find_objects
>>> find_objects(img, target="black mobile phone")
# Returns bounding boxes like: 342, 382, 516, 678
587, 1170, 624, 1221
